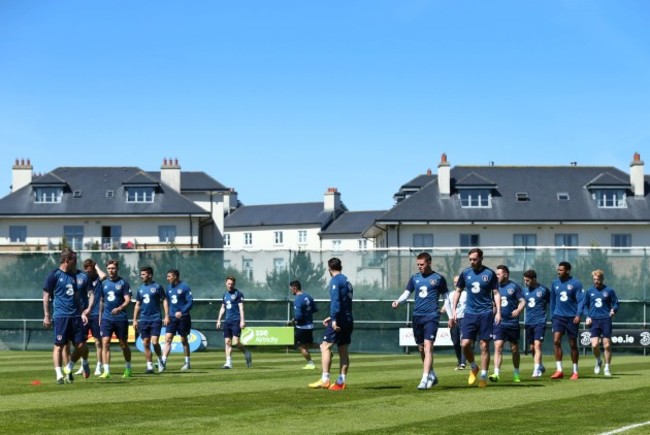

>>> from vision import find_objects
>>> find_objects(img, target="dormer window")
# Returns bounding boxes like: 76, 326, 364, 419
593, 189, 626, 208
459, 189, 491, 208
34, 187, 63, 203
557, 192, 570, 201
126, 187, 154, 203
516, 192, 529, 202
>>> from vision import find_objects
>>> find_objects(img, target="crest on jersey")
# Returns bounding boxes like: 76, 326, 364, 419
567, 285, 573, 290
77, 278, 84, 286
507, 288, 515, 296
429, 279, 437, 286
150, 287, 157, 294
603, 291, 608, 298
536, 291, 543, 298
116, 284, 122, 290
230, 293, 237, 300
177, 289, 183, 294
482, 275, 488, 282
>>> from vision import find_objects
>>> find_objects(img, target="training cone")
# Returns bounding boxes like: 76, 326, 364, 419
31, 380, 42, 386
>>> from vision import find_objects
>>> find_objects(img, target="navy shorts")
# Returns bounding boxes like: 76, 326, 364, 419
552, 316, 579, 338
322, 321, 353, 346
493, 324, 520, 343
462, 312, 494, 341
138, 319, 162, 339
100, 318, 129, 341
54, 317, 87, 346
295, 328, 315, 346
84, 315, 101, 340
413, 315, 439, 345
590, 318, 613, 339
167, 315, 192, 338
525, 324, 547, 347
223, 320, 241, 339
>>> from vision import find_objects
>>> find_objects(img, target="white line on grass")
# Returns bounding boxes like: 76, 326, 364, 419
599, 421, 650, 435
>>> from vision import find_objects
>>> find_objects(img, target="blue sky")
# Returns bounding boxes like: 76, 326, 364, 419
1, 1, 648, 211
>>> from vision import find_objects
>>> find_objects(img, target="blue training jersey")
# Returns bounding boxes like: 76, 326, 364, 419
166, 281, 193, 317
329, 273, 353, 323
523, 284, 550, 326
222, 289, 244, 322
550, 276, 584, 318
136, 281, 165, 321
43, 268, 84, 318
75, 271, 90, 311
456, 266, 498, 316
580, 285, 619, 320
294, 292, 318, 328
87, 274, 103, 317
498, 280, 524, 327
405, 271, 448, 317
101, 276, 132, 322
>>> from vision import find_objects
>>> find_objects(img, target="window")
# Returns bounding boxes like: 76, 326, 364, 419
557, 192, 570, 201
516, 192, 529, 202
106, 190, 115, 198
158, 226, 176, 243
101, 225, 122, 249
593, 190, 626, 208
555, 233, 578, 262
332, 240, 342, 251
242, 258, 254, 281
459, 189, 491, 208
126, 187, 155, 203
612, 234, 631, 253
244, 232, 252, 246
460, 234, 480, 247
555, 233, 578, 247
514, 234, 537, 247
63, 226, 84, 250
35, 187, 63, 203
298, 230, 307, 244
273, 258, 286, 273
358, 239, 368, 250
413, 234, 433, 249
513, 234, 537, 269
9, 226, 27, 242
73, 190, 82, 198
223, 233, 230, 247
274, 231, 283, 245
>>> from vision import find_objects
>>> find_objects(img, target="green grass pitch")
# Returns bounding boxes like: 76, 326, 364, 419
1, 350, 649, 434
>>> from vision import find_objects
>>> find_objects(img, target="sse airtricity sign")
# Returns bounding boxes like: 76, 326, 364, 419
240, 327, 294, 346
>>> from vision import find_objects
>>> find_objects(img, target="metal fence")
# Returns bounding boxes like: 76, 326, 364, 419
0, 247, 648, 353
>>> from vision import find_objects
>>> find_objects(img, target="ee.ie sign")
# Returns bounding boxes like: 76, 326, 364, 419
580, 329, 650, 347
240, 327, 294, 346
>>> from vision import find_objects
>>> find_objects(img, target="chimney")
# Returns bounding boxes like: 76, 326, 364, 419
324, 187, 341, 212
224, 188, 238, 213
160, 157, 181, 192
630, 152, 645, 198
438, 153, 451, 197
12, 158, 33, 193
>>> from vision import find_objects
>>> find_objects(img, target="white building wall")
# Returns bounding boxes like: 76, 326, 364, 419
386, 223, 650, 248
0, 216, 202, 249
225, 226, 323, 250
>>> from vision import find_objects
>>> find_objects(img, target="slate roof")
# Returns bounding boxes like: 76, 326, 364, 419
393, 173, 435, 202
0, 167, 216, 216
371, 166, 650, 228
320, 210, 386, 236
224, 202, 347, 229
148, 171, 229, 191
